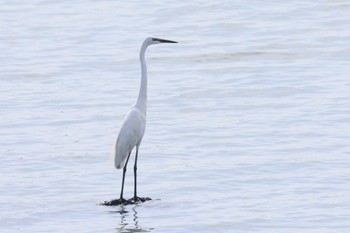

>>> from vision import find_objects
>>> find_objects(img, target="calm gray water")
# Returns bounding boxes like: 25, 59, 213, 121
1, 1, 350, 232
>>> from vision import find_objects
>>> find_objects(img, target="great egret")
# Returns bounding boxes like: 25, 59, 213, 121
112, 37, 177, 205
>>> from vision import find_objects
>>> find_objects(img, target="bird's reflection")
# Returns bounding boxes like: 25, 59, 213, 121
111, 205, 153, 233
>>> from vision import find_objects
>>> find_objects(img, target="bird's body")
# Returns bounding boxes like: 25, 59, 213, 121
111, 37, 177, 205
114, 105, 146, 169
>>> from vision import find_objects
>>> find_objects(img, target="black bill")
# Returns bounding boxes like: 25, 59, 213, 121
152, 37, 178, 43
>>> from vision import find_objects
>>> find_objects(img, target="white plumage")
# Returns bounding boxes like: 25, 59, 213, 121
114, 106, 146, 169
111, 37, 177, 203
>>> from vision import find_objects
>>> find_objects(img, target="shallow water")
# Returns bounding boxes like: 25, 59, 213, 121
1, 1, 350, 232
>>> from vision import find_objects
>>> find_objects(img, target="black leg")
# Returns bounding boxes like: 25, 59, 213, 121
128, 147, 151, 204
133, 147, 139, 199
120, 151, 131, 201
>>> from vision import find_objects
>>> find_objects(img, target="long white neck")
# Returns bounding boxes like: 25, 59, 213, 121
135, 41, 148, 113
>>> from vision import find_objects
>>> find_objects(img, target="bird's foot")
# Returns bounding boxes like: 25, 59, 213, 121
100, 198, 128, 206
127, 196, 152, 204
101, 197, 151, 206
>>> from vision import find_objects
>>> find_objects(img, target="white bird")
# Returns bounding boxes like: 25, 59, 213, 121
113, 37, 177, 204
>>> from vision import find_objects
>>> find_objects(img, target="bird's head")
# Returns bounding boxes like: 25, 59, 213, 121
145, 37, 178, 45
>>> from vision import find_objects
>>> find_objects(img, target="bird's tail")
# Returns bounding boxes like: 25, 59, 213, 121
113, 144, 128, 169
115, 156, 125, 169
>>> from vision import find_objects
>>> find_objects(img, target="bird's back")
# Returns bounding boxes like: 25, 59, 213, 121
114, 106, 146, 169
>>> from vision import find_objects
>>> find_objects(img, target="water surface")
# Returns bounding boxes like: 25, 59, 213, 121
1, 1, 350, 232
